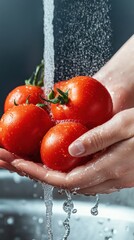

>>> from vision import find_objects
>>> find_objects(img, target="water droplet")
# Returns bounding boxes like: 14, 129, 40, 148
33, 193, 38, 198
91, 206, 98, 216
38, 217, 44, 224
13, 174, 21, 183
63, 199, 74, 213
58, 188, 65, 195
90, 194, 100, 216
6, 217, 14, 225
33, 183, 38, 188
72, 208, 77, 214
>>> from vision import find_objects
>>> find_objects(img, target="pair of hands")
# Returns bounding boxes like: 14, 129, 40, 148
0, 35, 134, 195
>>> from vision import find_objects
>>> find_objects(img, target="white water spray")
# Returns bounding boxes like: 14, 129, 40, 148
43, 0, 55, 96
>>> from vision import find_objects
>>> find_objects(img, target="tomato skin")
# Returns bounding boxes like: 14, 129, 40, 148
51, 76, 113, 128
4, 85, 45, 112
0, 104, 53, 158
0, 121, 3, 148
40, 122, 89, 172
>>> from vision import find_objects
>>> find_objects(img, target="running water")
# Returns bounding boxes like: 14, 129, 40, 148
42, 0, 112, 239
42, 1, 55, 239
42, 184, 54, 240
43, 0, 55, 95
62, 190, 74, 240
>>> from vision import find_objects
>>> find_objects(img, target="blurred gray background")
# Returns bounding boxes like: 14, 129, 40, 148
0, 0, 134, 116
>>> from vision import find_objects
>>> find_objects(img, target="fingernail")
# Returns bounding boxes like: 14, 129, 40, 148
69, 140, 85, 156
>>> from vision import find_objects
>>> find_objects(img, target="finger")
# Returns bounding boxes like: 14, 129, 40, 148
11, 159, 67, 188
0, 148, 28, 176
0, 148, 67, 187
0, 148, 16, 162
0, 159, 27, 177
68, 108, 134, 157
0, 160, 17, 171
65, 137, 134, 190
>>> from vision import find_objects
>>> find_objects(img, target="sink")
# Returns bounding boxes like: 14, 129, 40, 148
0, 170, 134, 240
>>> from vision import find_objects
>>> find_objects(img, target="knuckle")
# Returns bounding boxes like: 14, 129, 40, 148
89, 131, 105, 151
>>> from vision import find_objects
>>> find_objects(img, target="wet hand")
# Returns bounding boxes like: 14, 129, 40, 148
0, 148, 67, 186
66, 108, 134, 194
1, 108, 133, 195
94, 35, 134, 114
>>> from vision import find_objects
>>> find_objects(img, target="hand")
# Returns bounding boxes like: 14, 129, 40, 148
2, 108, 133, 195
0, 149, 27, 176
94, 35, 134, 114
0, 148, 67, 185
67, 108, 134, 194
1, 35, 134, 195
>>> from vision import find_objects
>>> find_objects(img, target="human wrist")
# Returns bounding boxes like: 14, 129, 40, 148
94, 35, 134, 112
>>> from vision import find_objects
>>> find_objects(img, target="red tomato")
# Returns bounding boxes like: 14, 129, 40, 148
0, 104, 53, 158
4, 60, 45, 112
50, 76, 113, 128
0, 121, 3, 148
4, 85, 45, 112
40, 121, 89, 172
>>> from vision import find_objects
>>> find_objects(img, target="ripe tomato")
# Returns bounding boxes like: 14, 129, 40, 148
4, 85, 45, 112
40, 121, 89, 172
49, 76, 113, 128
4, 60, 45, 112
0, 104, 53, 158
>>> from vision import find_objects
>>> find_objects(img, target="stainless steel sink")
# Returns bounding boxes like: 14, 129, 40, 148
0, 170, 134, 240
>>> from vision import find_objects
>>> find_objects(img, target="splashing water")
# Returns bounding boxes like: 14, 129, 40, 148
42, 184, 54, 240
91, 194, 100, 216
62, 190, 74, 240
43, 0, 112, 83
54, 0, 112, 80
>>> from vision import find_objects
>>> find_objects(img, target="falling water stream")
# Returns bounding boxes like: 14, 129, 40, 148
91, 194, 100, 216
62, 190, 75, 240
42, 184, 54, 240
43, 0, 55, 95
42, 0, 111, 239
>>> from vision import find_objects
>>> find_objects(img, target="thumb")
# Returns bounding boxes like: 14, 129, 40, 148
68, 109, 134, 157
